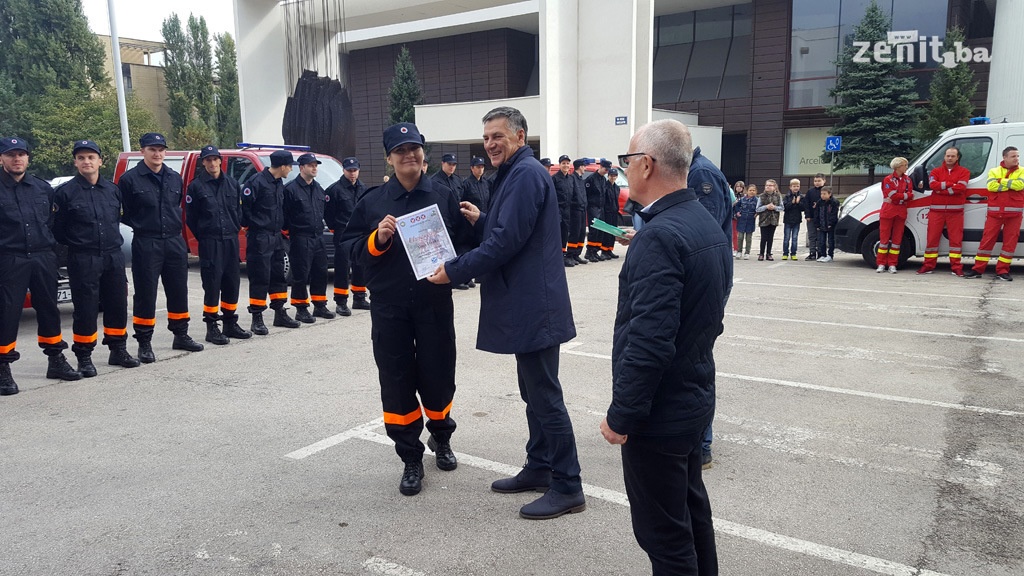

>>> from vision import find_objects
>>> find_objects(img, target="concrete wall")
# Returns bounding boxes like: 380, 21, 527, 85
235, 0, 288, 143
987, 0, 1023, 123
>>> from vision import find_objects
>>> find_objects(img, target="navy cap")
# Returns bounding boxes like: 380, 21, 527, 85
343, 157, 360, 170
72, 139, 100, 156
270, 149, 294, 167
297, 153, 321, 166
573, 159, 586, 169
540, 158, 552, 167
558, 155, 571, 163
609, 168, 619, 176
199, 145, 221, 160
470, 156, 486, 167
599, 159, 613, 168
1, 137, 30, 153
442, 153, 457, 164
383, 122, 425, 154
139, 132, 167, 148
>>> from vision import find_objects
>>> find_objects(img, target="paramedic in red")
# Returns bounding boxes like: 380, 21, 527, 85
917, 147, 971, 276
876, 157, 913, 273
964, 146, 1024, 281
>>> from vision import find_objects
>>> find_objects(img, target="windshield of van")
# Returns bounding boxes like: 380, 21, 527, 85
256, 153, 346, 186
915, 137, 993, 180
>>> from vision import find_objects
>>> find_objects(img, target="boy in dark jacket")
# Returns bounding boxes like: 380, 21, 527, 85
804, 173, 825, 260
782, 179, 804, 260
815, 186, 840, 262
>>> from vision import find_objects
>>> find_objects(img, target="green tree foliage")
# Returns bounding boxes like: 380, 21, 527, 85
176, 118, 217, 150
186, 15, 215, 129
824, 0, 918, 179
917, 27, 977, 144
388, 46, 422, 125
161, 12, 216, 146
0, 0, 108, 99
215, 33, 242, 147
27, 87, 159, 180
0, 72, 31, 140
161, 14, 192, 143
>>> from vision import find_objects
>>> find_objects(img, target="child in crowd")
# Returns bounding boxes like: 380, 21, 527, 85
782, 178, 803, 260
804, 173, 825, 260
756, 179, 783, 261
732, 180, 745, 251
815, 186, 840, 262
733, 184, 759, 259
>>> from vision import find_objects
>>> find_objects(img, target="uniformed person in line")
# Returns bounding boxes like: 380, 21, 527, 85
602, 168, 621, 259
540, 158, 552, 170
52, 140, 140, 377
340, 122, 472, 496
551, 154, 576, 267
283, 153, 335, 323
325, 156, 365, 317
0, 137, 82, 395
565, 159, 589, 264
184, 145, 251, 345
584, 159, 612, 262
241, 149, 299, 333
119, 132, 203, 362
431, 153, 463, 198
459, 156, 491, 212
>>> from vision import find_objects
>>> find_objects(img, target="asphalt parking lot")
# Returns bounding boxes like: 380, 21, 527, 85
1, 241, 1023, 576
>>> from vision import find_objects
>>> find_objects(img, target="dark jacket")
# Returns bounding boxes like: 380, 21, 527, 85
551, 170, 574, 223
733, 195, 758, 234
584, 171, 607, 214
185, 170, 242, 240
324, 177, 364, 235
119, 161, 183, 239
52, 174, 123, 253
283, 176, 326, 237
241, 168, 285, 233
446, 145, 576, 355
605, 181, 620, 225
571, 172, 587, 211
460, 175, 492, 212
815, 197, 840, 231
0, 169, 55, 253
688, 146, 732, 240
431, 171, 463, 199
804, 185, 823, 220
607, 188, 731, 436
783, 191, 804, 225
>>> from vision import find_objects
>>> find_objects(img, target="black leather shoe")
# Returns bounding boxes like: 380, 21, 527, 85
454, 283, 470, 290
222, 320, 252, 339
294, 306, 316, 324
76, 354, 97, 378
427, 436, 458, 471
519, 490, 586, 520
335, 303, 352, 317
491, 467, 552, 493
205, 322, 229, 345
172, 333, 205, 352
273, 308, 300, 328
563, 256, 576, 268
0, 363, 19, 396
607, 251, 619, 259
46, 353, 82, 381
467, 279, 476, 288
585, 252, 601, 263
997, 273, 1013, 282
572, 255, 588, 265
312, 303, 336, 319
108, 347, 141, 368
352, 295, 371, 310
250, 312, 269, 335
399, 461, 424, 496
138, 341, 156, 364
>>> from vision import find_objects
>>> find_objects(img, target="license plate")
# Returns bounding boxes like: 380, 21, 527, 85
57, 287, 72, 303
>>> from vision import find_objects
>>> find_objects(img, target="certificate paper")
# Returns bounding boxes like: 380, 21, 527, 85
395, 204, 457, 280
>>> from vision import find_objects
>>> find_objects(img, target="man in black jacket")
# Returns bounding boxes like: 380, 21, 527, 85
565, 159, 589, 264
460, 156, 491, 212
584, 159, 612, 261
551, 155, 575, 267
601, 119, 730, 575
283, 153, 334, 322
325, 156, 365, 316
804, 173, 825, 260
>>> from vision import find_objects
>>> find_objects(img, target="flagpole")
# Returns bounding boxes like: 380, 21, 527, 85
107, 0, 131, 152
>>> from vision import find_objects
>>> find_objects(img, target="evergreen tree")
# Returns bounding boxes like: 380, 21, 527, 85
0, 72, 31, 140
917, 27, 977, 144
161, 14, 192, 143
186, 15, 215, 130
215, 33, 243, 147
388, 46, 422, 125
824, 0, 918, 179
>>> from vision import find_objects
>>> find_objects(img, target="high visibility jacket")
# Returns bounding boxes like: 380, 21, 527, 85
985, 162, 1024, 214
928, 163, 971, 211
880, 172, 913, 219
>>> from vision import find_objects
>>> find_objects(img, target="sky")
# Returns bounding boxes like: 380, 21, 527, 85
81, 0, 236, 43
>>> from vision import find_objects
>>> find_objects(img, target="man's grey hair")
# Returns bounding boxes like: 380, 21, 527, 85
632, 119, 693, 181
483, 106, 528, 137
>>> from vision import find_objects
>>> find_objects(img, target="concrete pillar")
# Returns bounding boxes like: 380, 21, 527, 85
234, 0, 288, 143
986, 0, 1024, 123
539, 0, 579, 159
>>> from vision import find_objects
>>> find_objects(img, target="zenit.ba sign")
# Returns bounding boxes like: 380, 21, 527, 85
852, 30, 991, 68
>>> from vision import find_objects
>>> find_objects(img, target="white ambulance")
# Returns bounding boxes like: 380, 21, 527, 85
836, 121, 1024, 267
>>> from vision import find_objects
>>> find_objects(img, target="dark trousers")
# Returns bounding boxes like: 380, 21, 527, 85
805, 221, 818, 256
246, 230, 288, 312
567, 208, 586, 256
68, 250, 129, 354
131, 235, 190, 339
622, 425, 718, 576
817, 228, 836, 258
515, 345, 582, 495
0, 251, 67, 363
758, 224, 777, 256
559, 216, 570, 252
332, 237, 351, 303
371, 299, 458, 463
288, 234, 328, 306
197, 237, 241, 321
586, 207, 606, 254
351, 263, 368, 298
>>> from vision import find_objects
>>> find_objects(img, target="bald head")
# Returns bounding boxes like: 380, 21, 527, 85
626, 119, 694, 205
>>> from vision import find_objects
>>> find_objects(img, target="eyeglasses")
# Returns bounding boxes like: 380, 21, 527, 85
618, 152, 656, 168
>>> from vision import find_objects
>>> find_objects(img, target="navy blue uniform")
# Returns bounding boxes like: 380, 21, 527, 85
240, 169, 288, 312
325, 176, 364, 305
283, 176, 329, 308
584, 172, 608, 256
551, 171, 574, 250
459, 175, 491, 212
567, 172, 587, 257
185, 170, 243, 322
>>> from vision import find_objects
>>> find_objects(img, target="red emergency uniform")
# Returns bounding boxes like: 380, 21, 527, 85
972, 162, 1024, 275
877, 172, 913, 267
919, 163, 970, 275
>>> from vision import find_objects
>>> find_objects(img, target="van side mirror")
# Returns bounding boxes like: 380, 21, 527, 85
911, 165, 927, 192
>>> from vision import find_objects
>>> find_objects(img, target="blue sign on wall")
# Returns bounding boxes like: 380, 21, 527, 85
825, 136, 842, 152
615, 116, 628, 126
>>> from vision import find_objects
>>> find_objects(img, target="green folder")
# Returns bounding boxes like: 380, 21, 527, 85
590, 218, 628, 238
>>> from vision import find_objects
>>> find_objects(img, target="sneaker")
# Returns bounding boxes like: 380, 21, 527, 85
997, 273, 1013, 282
805, 254, 817, 261
876, 265, 886, 273
757, 254, 764, 261
701, 451, 713, 470
743, 253, 750, 260
766, 254, 774, 261
734, 251, 740, 259
916, 268, 933, 275
951, 270, 964, 278
818, 256, 832, 263
888, 266, 898, 274
962, 269, 981, 279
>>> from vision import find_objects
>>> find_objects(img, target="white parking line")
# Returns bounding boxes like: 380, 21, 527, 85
735, 280, 1024, 303
362, 556, 426, 576
726, 313, 1024, 344
283, 418, 383, 459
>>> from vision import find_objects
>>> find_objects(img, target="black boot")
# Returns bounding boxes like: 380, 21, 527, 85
204, 321, 229, 345
585, 250, 601, 263
0, 363, 18, 396
572, 254, 588, 265
108, 346, 141, 368
46, 353, 82, 381
222, 317, 252, 339
75, 352, 97, 378
273, 308, 300, 328
399, 461, 425, 496
335, 300, 352, 317
427, 436, 458, 471
294, 306, 315, 324
250, 312, 269, 336
137, 340, 156, 364
172, 332, 205, 352
312, 302, 336, 319
352, 293, 371, 310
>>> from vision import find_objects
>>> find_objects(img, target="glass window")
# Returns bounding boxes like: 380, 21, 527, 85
788, 78, 836, 108
653, 43, 690, 104
839, 0, 891, 47
790, 0, 840, 80
680, 37, 730, 101
922, 138, 993, 180
720, 34, 752, 99
227, 157, 257, 185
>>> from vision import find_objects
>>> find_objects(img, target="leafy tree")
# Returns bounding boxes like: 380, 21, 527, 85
824, 0, 918, 179
176, 117, 217, 150
186, 15, 215, 129
0, 72, 31, 140
0, 0, 108, 99
917, 27, 977, 144
161, 14, 192, 143
161, 13, 216, 145
215, 33, 242, 147
388, 46, 422, 125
